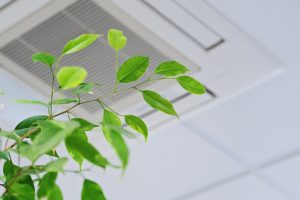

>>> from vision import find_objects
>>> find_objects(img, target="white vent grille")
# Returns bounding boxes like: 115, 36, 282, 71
0, 0, 170, 114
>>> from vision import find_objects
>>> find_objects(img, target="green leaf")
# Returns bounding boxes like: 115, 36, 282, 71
102, 109, 121, 126
141, 90, 177, 116
32, 52, 56, 67
71, 118, 98, 131
176, 76, 206, 95
45, 158, 68, 172
102, 110, 129, 169
57, 66, 88, 90
15, 99, 48, 107
15, 115, 48, 132
18, 120, 79, 161
154, 61, 189, 77
48, 184, 63, 200
0, 131, 21, 142
117, 56, 149, 83
81, 179, 106, 200
65, 129, 87, 168
0, 91, 4, 96
107, 29, 127, 52
10, 183, 35, 200
65, 134, 109, 168
62, 34, 100, 55
125, 115, 148, 141
52, 98, 79, 105
75, 82, 99, 94
38, 172, 58, 200
0, 151, 9, 160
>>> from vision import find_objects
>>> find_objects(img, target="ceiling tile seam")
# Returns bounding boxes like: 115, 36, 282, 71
181, 122, 295, 200
170, 171, 249, 200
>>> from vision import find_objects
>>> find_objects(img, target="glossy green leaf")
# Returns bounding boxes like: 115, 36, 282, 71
15, 99, 48, 107
57, 66, 88, 90
141, 90, 177, 116
45, 158, 68, 172
81, 179, 106, 200
71, 118, 98, 131
102, 110, 129, 169
38, 172, 58, 200
117, 56, 149, 83
65, 134, 109, 168
107, 29, 127, 52
125, 115, 148, 141
62, 34, 100, 55
65, 129, 87, 168
32, 52, 56, 67
176, 76, 206, 94
52, 98, 79, 105
154, 61, 189, 77
18, 120, 79, 161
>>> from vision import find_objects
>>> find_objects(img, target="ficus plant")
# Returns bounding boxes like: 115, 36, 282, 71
0, 28, 206, 200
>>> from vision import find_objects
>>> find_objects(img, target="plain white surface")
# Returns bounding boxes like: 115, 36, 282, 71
185, 175, 288, 200
95, 124, 243, 200
262, 155, 300, 199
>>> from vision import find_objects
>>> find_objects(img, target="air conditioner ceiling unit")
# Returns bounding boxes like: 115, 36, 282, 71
0, 0, 283, 129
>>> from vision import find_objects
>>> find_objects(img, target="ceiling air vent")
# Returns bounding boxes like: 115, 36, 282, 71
0, 0, 283, 129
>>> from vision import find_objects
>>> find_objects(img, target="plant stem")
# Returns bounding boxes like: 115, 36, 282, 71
3, 77, 173, 151
49, 55, 62, 117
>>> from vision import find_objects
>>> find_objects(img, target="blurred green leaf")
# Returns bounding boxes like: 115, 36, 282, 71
9, 183, 35, 200
62, 34, 99, 55
15, 99, 48, 107
15, 115, 48, 133
38, 172, 59, 200
75, 82, 99, 94
117, 56, 149, 83
45, 158, 68, 172
52, 98, 79, 105
102, 110, 129, 169
141, 90, 177, 116
0, 131, 21, 142
57, 66, 87, 90
48, 184, 63, 200
107, 29, 127, 52
0, 151, 9, 160
65, 134, 109, 168
81, 179, 106, 200
125, 115, 148, 141
71, 118, 98, 131
65, 129, 87, 168
18, 120, 79, 161
32, 52, 56, 67
176, 76, 206, 95
154, 61, 189, 77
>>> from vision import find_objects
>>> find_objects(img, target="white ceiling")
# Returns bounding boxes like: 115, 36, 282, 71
1, 0, 300, 199
92, 0, 300, 199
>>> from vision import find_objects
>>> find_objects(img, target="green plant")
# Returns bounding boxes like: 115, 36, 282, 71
0, 28, 205, 199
